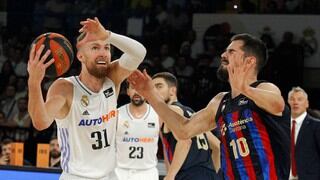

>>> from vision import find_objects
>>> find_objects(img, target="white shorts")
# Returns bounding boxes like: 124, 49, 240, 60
60, 171, 118, 180
115, 167, 159, 180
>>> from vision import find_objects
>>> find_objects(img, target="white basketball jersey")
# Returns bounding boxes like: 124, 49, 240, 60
55, 76, 118, 179
116, 104, 159, 169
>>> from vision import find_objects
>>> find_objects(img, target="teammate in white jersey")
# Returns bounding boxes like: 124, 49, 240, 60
116, 81, 162, 180
27, 17, 146, 180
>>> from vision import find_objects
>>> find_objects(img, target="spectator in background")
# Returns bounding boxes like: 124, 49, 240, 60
14, 77, 28, 100
0, 60, 15, 94
160, 43, 175, 71
0, 111, 6, 126
0, 138, 12, 165
12, 48, 27, 77
0, 85, 18, 121
274, 31, 303, 96
43, 0, 69, 32
10, 97, 31, 128
287, 87, 320, 180
49, 136, 60, 168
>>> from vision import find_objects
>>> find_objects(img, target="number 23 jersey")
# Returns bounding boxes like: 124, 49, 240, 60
116, 104, 160, 169
55, 76, 118, 179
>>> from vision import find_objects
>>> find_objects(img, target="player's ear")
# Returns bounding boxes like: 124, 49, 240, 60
170, 86, 177, 96
246, 56, 256, 66
77, 51, 83, 62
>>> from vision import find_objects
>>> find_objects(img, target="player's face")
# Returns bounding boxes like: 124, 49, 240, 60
127, 84, 145, 106
217, 40, 246, 82
152, 78, 171, 104
288, 91, 309, 117
49, 139, 61, 159
79, 40, 111, 78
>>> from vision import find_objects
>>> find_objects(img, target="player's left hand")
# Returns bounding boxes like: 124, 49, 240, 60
78, 17, 110, 45
227, 54, 254, 93
127, 69, 155, 99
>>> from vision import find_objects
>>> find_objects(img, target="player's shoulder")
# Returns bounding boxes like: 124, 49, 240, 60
48, 78, 73, 94
211, 92, 228, 103
117, 103, 128, 113
255, 81, 280, 91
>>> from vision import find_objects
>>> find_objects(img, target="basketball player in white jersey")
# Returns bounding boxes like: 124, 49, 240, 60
116, 81, 162, 180
27, 17, 146, 180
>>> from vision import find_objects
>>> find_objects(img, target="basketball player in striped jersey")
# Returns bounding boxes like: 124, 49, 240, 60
115, 81, 162, 180
27, 17, 146, 179
128, 33, 291, 179
152, 72, 222, 180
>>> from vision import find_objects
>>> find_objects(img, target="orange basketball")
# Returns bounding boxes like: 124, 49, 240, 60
32, 32, 74, 78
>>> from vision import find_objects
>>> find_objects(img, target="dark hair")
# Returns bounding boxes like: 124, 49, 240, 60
231, 33, 268, 72
152, 72, 178, 88
1, 138, 13, 148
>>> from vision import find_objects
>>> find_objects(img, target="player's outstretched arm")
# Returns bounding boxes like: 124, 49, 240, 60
128, 70, 223, 139
28, 44, 67, 130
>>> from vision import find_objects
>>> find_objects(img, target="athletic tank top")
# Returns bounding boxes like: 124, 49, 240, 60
215, 81, 290, 180
55, 76, 118, 179
162, 102, 214, 172
116, 104, 159, 169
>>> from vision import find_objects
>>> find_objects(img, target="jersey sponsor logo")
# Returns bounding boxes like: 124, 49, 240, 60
122, 137, 155, 143
148, 122, 155, 128
228, 117, 253, 128
82, 110, 90, 115
238, 98, 248, 106
103, 87, 114, 98
220, 117, 253, 136
78, 109, 118, 126
80, 95, 89, 107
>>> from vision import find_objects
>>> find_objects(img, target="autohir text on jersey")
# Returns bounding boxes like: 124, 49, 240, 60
78, 110, 118, 126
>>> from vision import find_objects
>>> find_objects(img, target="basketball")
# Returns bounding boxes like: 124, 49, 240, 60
31, 32, 74, 78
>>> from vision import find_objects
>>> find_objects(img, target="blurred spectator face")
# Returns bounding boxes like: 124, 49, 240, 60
1, 143, 12, 163
0, 112, 5, 123
16, 78, 26, 91
17, 98, 27, 111
50, 138, 60, 159
5, 85, 16, 98
1, 61, 13, 75
160, 44, 169, 56
288, 91, 309, 117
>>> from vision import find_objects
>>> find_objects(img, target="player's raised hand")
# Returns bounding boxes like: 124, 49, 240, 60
79, 17, 110, 43
227, 54, 254, 93
27, 44, 54, 85
127, 69, 154, 98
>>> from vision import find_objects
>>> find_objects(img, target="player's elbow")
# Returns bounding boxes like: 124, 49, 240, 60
177, 127, 193, 140
273, 98, 285, 114
31, 119, 50, 131
137, 46, 146, 62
